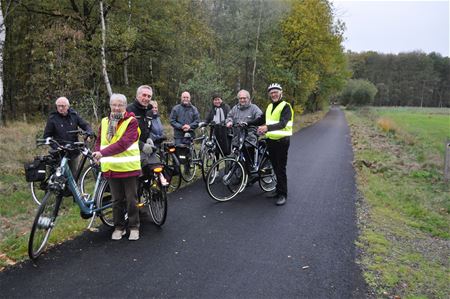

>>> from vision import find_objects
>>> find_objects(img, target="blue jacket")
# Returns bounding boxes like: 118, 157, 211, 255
169, 103, 200, 139
150, 113, 165, 142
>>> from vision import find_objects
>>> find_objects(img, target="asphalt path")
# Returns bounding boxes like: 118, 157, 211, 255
0, 107, 366, 298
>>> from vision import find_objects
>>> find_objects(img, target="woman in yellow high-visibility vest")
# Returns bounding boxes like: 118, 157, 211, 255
250, 83, 293, 206
93, 93, 142, 240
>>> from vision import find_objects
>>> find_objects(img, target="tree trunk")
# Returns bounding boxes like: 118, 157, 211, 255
0, 1, 6, 126
251, 0, 262, 96
100, 0, 113, 98
123, 0, 132, 87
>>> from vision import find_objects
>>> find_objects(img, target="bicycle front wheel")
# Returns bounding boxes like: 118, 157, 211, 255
96, 178, 114, 227
28, 190, 62, 260
206, 157, 246, 202
30, 181, 48, 206
143, 179, 167, 226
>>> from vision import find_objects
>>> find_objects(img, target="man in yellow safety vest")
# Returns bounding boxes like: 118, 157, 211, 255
251, 83, 293, 206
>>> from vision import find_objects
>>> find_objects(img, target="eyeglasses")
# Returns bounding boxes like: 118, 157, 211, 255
56, 105, 68, 108
238, 97, 248, 100
110, 104, 125, 108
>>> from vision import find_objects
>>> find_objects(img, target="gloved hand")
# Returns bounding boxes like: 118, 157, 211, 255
142, 143, 153, 155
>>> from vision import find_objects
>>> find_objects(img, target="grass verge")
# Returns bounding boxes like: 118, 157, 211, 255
346, 107, 449, 298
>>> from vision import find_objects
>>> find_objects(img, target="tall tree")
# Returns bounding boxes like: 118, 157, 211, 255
100, 0, 112, 97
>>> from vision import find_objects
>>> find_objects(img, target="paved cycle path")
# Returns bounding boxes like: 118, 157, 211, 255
0, 107, 366, 298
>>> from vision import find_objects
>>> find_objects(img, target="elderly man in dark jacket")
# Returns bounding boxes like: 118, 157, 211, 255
43, 96, 93, 173
126, 85, 155, 158
170, 91, 200, 145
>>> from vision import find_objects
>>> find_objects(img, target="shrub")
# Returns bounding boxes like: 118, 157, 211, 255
340, 79, 378, 106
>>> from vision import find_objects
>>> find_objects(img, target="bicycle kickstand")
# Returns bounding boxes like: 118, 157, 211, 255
87, 212, 98, 231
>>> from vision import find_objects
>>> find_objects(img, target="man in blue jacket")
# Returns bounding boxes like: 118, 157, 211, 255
169, 91, 200, 145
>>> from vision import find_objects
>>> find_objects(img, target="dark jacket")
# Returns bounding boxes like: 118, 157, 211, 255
205, 103, 230, 124
126, 100, 153, 150
43, 108, 93, 144
205, 103, 231, 155
169, 103, 200, 140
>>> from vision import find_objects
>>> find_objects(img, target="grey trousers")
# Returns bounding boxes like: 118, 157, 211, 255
107, 176, 140, 230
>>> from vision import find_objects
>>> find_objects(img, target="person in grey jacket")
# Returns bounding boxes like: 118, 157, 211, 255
170, 91, 200, 145
226, 90, 262, 177
226, 89, 262, 147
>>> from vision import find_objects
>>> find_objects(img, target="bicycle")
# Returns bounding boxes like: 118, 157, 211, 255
198, 122, 230, 182
155, 139, 182, 192
27, 137, 113, 260
29, 130, 97, 205
174, 129, 203, 183
205, 123, 277, 201
137, 160, 169, 226
175, 122, 229, 183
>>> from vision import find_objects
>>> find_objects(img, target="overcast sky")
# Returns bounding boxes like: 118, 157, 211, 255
331, 0, 450, 57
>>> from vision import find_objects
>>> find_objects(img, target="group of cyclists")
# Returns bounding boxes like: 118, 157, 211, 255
41, 83, 294, 242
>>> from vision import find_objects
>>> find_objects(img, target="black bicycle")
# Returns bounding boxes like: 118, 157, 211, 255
205, 123, 276, 201
137, 161, 168, 226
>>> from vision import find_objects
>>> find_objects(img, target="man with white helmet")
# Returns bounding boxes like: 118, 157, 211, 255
250, 83, 294, 206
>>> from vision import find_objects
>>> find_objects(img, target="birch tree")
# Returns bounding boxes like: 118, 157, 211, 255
100, 0, 113, 97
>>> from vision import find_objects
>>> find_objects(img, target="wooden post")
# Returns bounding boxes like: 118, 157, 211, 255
445, 139, 450, 181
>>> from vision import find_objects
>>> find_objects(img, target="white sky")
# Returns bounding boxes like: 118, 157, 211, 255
331, 0, 450, 57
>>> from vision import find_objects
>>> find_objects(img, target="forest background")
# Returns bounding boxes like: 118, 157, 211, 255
0, 0, 448, 126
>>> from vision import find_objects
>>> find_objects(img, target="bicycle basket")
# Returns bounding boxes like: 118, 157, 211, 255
175, 145, 190, 164
24, 157, 46, 182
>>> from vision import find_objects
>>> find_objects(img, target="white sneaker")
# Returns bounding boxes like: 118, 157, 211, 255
111, 229, 126, 240
129, 229, 139, 241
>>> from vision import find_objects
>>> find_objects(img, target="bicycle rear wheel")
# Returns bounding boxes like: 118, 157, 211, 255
143, 180, 167, 226
201, 150, 217, 182
28, 190, 62, 260
180, 159, 197, 182
258, 157, 277, 192
96, 178, 114, 227
206, 157, 246, 202
166, 153, 181, 192
79, 165, 98, 199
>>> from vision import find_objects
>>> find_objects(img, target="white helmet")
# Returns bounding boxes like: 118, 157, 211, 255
267, 83, 282, 92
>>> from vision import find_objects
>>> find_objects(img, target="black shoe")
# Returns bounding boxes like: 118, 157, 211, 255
275, 195, 286, 206
265, 191, 279, 198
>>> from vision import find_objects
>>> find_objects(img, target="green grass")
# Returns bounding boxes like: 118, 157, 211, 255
347, 106, 450, 298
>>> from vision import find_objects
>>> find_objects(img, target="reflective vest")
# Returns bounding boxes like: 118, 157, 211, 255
265, 101, 294, 140
100, 117, 141, 172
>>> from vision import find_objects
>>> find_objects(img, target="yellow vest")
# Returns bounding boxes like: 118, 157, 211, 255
265, 101, 294, 140
100, 117, 141, 172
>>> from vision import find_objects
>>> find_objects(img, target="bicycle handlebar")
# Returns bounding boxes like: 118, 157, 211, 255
36, 137, 94, 159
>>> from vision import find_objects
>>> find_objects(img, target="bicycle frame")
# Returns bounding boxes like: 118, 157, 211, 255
51, 149, 111, 224
232, 126, 268, 173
